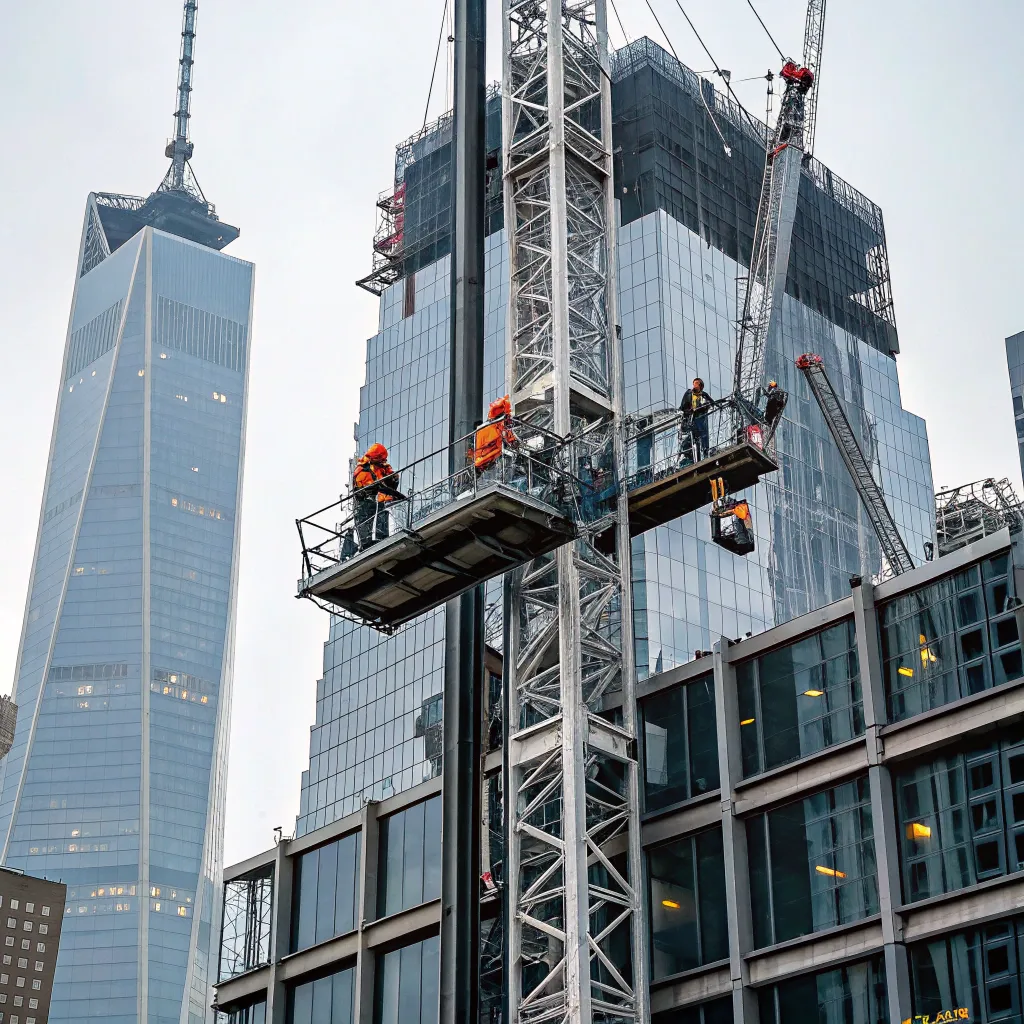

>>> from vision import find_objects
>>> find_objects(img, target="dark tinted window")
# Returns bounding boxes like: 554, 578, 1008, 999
748, 777, 878, 948
652, 995, 733, 1024
758, 956, 887, 1024
738, 620, 861, 778
642, 674, 719, 811
648, 828, 728, 978
292, 831, 360, 952
289, 966, 354, 1024
376, 936, 440, 1024
377, 796, 442, 917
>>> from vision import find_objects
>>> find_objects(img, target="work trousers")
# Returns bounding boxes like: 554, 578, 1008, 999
355, 493, 390, 550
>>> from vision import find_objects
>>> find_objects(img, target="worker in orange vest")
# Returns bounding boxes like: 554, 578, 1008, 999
353, 443, 402, 549
473, 396, 517, 476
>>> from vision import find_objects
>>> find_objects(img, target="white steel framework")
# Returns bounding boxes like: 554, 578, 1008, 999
502, 0, 646, 1021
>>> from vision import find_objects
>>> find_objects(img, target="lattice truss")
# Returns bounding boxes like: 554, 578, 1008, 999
218, 869, 273, 980
503, 0, 646, 1021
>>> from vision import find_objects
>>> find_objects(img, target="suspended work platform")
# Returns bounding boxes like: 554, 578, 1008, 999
621, 398, 778, 537
296, 423, 579, 630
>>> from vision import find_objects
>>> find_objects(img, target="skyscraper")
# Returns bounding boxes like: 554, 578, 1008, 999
294, 39, 934, 835
0, 4, 252, 1022
1005, 330, 1024, 488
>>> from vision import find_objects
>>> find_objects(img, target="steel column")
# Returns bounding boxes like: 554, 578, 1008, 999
440, 0, 488, 1019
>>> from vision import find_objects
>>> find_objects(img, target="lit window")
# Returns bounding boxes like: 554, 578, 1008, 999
212, 392, 219, 400
190, 467, 199, 472
898, 666, 914, 677
740, 717, 755, 726
175, 394, 188, 402
661, 899, 680, 910
91, 370, 96, 375
12, 997, 20, 1006
159, 353, 167, 359
0, 976, 6, 985
137, 369, 144, 377
10, 902, 17, 912
906, 822, 932, 840
2, 956, 9, 965
150, 887, 160, 898
5, 938, 13, 947
152, 902, 161, 912
28, 1001, 36, 1010
68, 386, 73, 393
14, 978, 22, 987
171, 497, 178, 507
176, 906, 187, 917
814, 865, 847, 878
220, 394, 226, 403
73, 567, 84, 575
802, 689, 825, 698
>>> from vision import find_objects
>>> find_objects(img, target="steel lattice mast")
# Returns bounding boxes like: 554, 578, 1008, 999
502, 0, 647, 1021
160, 0, 204, 198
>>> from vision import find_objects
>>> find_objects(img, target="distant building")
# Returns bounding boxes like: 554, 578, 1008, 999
0, 867, 67, 1024
1005, 330, 1024, 487
0, 700, 16, 763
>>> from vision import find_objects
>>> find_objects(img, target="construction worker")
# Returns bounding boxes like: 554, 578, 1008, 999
679, 378, 714, 462
473, 395, 517, 477
762, 379, 788, 442
352, 443, 402, 550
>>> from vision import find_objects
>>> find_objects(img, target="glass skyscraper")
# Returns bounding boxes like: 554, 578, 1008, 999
294, 38, 934, 836
1005, 330, 1024, 488
0, 192, 253, 1023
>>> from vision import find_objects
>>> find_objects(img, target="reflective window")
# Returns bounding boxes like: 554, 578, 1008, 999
747, 777, 878, 948
219, 867, 273, 980
377, 797, 442, 917
292, 832, 360, 952
758, 956, 887, 1024
652, 996, 733, 1024
881, 554, 1021, 722
375, 936, 439, 1024
911, 917, 1024, 1023
227, 1001, 267, 1024
896, 728, 1024, 903
648, 828, 728, 978
641, 673, 719, 812
737, 620, 861, 778
289, 965, 355, 1024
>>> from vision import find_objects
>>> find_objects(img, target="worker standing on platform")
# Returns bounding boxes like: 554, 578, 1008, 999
473, 395, 517, 479
680, 378, 714, 462
353, 443, 402, 550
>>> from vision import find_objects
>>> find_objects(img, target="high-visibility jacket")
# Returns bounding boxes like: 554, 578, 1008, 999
474, 397, 516, 471
354, 445, 398, 503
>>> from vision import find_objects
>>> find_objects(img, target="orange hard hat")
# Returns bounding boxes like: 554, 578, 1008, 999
365, 443, 389, 462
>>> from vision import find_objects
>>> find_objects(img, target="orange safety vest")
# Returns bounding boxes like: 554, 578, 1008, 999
474, 397, 516, 471
354, 455, 398, 503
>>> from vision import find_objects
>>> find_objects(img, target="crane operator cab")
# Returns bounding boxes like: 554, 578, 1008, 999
710, 478, 756, 556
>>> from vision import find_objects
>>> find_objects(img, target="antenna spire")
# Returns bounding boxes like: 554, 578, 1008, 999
161, 0, 203, 199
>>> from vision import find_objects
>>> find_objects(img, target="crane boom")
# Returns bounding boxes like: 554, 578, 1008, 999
732, 40, 819, 408
801, 0, 826, 158
796, 354, 915, 576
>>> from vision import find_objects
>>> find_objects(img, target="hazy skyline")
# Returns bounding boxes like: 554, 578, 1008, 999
1, 0, 1021, 866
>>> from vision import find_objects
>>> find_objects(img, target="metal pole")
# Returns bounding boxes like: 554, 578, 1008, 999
440, 0, 486, 1018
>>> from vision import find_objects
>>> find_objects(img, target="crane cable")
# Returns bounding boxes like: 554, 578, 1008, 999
610, 0, 631, 45
423, 0, 451, 130
744, 0, 786, 62
641, 0, 732, 156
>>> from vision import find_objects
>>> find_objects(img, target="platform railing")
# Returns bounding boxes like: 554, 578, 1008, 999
622, 396, 776, 493
296, 418, 584, 584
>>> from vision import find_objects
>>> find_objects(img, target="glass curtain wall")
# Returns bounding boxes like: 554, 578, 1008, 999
291, 832, 360, 951
376, 937, 439, 1024
289, 966, 355, 1024
757, 956, 887, 1024
377, 796, 441, 917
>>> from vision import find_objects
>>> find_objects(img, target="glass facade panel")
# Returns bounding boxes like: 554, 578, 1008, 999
288, 965, 355, 1024
896, 728, 1024, 903
377, 797, 441, 917
291, 832, 360, 952
0, 215, 253, 1023
737, 620, 861, 777
227, 1001, 267, 1024
375, 937, 439, 1024
652, 997, 733, 1024
881, 555, 1021, 722
910, 916, 1024, 1024
747, 777, 878, 948
641, 674, 719, 812
757, 956, 887, 1024
648, 828, 728, 978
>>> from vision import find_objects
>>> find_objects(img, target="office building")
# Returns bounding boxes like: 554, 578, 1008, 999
216, 528, 1024, 1023
293, 38, 933, 837
0, 5, 253, 1019
1005, 330, 1024, 488
0, 868, 67, 1024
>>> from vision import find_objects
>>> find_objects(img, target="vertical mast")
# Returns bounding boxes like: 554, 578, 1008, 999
502, 0, 647, 1020
163, 0, 199, 194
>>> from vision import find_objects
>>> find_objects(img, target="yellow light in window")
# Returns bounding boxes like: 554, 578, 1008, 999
70, 830, 80, 838
802, 690, 824, 698
200, 696, 208, 704
740, 718, 755, 726
92, 370, 96, 375
177, 906, 187, 917
180, 691, 188, 700
815, 865, 847, 879
191, 467, 199, 472
150, 887, 160, 898
169, 674, 177, 683
906, 822, 932, 840
153, 902, 161, 912
160, 353, 167, 359
171, 497, 178, 506
138, 369, 144, 377
220, 394, 226, 403
898, 666, 914, 677
212, 392, 219, 400
661, 900, 680, 910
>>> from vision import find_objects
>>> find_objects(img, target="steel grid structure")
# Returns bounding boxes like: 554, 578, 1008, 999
800, 0, 826, 158
218, 867, 274, 982
501, 0, 646, 1021
935, 478, 1024, 557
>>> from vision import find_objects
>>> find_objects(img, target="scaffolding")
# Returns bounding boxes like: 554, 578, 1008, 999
218, 865, 274, 982
935, 478, 1024, 557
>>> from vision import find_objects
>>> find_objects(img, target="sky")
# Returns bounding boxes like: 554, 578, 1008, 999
0, 1, 1021, 867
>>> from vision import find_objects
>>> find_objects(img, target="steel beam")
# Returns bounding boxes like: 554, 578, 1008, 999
440, 0, 487, 1020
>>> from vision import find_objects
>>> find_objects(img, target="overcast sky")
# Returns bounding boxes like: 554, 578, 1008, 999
1, 1, 1021, 866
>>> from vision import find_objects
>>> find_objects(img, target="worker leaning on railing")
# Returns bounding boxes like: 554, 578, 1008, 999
353, 443, 404, 550
679, 377, 714, 462
472, 395, 517, 477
